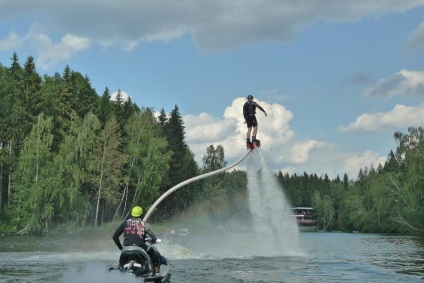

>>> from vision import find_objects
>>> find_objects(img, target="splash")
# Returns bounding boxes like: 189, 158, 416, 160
62, 262, 140, 283
247, 150, 301, 255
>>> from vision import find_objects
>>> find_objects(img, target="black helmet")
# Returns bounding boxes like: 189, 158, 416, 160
247, 95, 253, 100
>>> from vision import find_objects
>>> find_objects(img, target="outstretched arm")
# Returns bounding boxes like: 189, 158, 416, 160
255, 103, 267, 117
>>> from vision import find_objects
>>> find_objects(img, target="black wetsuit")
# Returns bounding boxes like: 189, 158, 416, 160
243, 101, 265, 128
113, 218, 161, 268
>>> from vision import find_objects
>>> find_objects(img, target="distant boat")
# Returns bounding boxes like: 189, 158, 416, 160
291, 207, 318, 231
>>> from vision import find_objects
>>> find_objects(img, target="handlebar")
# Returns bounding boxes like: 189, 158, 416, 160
144, 237, 161, 244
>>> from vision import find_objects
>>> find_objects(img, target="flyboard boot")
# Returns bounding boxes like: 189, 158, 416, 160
246, 138, 253, 150
252, 139, 261, 149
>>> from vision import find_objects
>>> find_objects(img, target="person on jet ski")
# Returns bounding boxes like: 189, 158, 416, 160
113, 206, 162, 273
243, 95, 267, 147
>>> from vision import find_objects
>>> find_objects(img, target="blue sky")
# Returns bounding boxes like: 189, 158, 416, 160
1, 1, 424, 180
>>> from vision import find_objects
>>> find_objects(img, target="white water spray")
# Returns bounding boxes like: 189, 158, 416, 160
247, 150, 300, 255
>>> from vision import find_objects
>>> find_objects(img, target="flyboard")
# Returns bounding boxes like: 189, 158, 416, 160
143, 144, 259, 222
246, 139, 261, 150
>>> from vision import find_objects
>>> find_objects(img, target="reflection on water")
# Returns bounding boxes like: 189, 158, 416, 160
0, 232, 423, 282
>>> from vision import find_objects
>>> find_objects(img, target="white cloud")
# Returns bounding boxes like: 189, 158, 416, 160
184, 98, 366, 180
188, 1, 424, 50
406, 21, 424, 48
183, 98, 400, 180
0, 26, 91, 70
339, 103, 424, 133
31, 33, 90, 70
183, 96, 398, 181
0, 32, 23, 50
1, 0, 424, 67
342, 150, 387, 178
185, 97, 295, 167
185, 112, 237, 143
364, 70, 424, 97
290, 140, 330, 164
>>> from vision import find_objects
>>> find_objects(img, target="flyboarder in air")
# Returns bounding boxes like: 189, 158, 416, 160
243, 95, 267, 149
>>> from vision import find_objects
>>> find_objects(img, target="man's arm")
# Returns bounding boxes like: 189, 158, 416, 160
254, 102, 267, 116
112, 221, 125, 250
243, 103, 249, 120
144, 222, 158, 242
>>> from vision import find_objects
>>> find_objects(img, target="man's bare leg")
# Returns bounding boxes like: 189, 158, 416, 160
246, 127, 252, 144
252, 126, 258, 141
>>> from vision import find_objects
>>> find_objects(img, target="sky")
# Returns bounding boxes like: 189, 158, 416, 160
1, 1, 424, 180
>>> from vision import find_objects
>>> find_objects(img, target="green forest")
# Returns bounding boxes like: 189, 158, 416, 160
0, 53, 423, 235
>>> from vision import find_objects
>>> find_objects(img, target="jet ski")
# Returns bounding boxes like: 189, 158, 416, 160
109, 238, 171, 283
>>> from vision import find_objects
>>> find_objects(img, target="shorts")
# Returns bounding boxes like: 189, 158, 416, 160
246, 115, 258, 128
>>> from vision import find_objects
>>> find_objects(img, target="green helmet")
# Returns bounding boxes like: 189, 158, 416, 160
131, 206, 143, 217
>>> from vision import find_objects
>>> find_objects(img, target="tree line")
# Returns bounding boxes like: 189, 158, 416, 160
0, 53, 248, 235
0, 53, 422, 235
291, 126, 423, 234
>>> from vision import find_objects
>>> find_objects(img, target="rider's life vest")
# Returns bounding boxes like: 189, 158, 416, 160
123, 218, 146, 247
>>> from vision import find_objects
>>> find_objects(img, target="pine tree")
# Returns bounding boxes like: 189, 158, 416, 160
343, 173, 349, 189
158, 108, 167, 126
44, 66, 78, 152
6, 52, 25, 158
22, 56, 42, 119
113, 89, 137, 131
71, 72, 99, 118
98, 87, 114, 125
165, 105, 188, 186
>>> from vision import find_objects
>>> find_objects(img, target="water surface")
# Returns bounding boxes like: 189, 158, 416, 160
0, 232, 423, 282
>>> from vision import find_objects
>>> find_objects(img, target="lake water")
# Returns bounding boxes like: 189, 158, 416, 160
0, 231, 423, 283
1, 150, 423, 282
